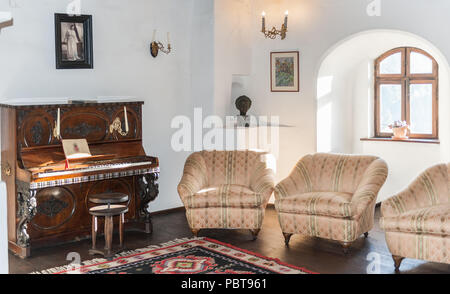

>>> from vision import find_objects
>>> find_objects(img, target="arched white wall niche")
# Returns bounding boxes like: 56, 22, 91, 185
316, 30, 450, 202
230, 75, 251, 117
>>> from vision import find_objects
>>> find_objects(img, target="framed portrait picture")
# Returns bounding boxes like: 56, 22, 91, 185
270, 51, 299, 92
55, 13, 93, 69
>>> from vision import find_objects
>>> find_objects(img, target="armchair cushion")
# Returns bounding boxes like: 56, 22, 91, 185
275, 192, 353, 218
183, 185, 264, 209
380, 203, 450, 236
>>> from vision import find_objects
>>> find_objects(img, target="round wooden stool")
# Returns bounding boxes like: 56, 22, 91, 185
89, 192, 129, 205
88, 193, 129, 259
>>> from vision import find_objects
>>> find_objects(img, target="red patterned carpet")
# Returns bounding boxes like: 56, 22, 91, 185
32, 238, 317, 274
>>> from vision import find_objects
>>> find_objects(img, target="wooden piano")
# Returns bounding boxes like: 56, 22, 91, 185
0, 100, 159, 258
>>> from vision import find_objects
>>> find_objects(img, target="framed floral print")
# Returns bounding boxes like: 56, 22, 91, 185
270, 51, 299, 92
55, 13, 93, 69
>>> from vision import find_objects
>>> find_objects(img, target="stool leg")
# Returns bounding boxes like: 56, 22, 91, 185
119, 213, 124, 248
91, 216, 97, 250
104, 216, 113, 256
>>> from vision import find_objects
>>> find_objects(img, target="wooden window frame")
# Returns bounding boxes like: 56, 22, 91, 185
374, 47, 439, 139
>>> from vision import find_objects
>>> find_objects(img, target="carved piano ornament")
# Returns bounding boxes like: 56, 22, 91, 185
0, 101, 159, 258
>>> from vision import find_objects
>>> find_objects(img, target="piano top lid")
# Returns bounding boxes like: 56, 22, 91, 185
0, 97, 144, 109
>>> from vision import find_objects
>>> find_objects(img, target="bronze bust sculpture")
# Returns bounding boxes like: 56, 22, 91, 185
235, 95, 252, 116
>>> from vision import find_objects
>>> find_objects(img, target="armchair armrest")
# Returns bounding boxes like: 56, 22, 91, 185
274, 155, 313, 200
177, 153, 208, 201
381, 163, 449, 217
249, 155, 275, 204
381, 189, 413, 217
351, 159, 388, 217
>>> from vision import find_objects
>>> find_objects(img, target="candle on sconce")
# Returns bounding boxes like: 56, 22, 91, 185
56, 108, 61, 138
152, 29, 157, 43
167, 32, 171, 45
284, 10, 288, 28
261, 11, 266, 32
124, 106, 129, 133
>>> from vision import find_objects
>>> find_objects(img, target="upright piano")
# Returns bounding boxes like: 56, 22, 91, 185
0, 100, 159, 258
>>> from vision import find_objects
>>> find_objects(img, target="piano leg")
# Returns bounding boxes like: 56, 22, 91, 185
144, 220, 153, 234
138, 173, 159, 234
14, 183, 37, 259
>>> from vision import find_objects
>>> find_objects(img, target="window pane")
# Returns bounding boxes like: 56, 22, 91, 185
380, 52, 402, 74
379, 84, 402, 133
410, 84, 433, 134
410, 52, 433, 74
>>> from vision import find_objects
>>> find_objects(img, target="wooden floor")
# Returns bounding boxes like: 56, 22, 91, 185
9, 206, 450, 274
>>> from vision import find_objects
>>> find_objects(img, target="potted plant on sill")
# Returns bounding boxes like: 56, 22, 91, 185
389, 120, 409, 140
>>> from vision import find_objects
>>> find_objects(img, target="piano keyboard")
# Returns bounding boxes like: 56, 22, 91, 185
35, 161, 153, 178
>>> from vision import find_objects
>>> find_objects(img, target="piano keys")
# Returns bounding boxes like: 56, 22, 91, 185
30, 156, 157, 188
0, 100, 160, 258
34, 158, 154, 179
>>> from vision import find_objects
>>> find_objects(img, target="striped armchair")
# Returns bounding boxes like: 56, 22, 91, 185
177, 150, 275, 240
380, 163, 450, 271
275, 153, 388, 253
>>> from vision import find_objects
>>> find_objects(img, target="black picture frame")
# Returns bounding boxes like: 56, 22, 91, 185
55, 13, 93, 69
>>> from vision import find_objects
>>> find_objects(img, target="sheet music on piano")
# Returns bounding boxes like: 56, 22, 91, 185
62, 139, 92, 170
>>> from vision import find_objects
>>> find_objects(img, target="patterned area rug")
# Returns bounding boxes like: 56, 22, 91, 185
33, 237, 316, 274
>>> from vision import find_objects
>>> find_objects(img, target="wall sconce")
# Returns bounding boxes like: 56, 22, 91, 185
261, 10, 288, 40
150, 30, 172, 58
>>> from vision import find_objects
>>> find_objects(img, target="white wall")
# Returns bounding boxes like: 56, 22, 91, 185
191, 0, 215, 117
214, 0, 252, 118
230, 0, 450, 186
317, 30, 450, 202
0, 0, 214, 212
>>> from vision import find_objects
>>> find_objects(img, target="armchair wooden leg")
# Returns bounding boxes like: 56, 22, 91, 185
250, 229, 260, 241
191, 229, 200, 237
283, 233, 293, 247
392, 255, 404, 272
340, 242, 352, 254
364, 232, 369, 238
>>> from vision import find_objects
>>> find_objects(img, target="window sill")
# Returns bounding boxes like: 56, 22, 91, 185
360, 137, 440, 144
